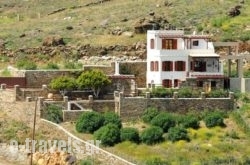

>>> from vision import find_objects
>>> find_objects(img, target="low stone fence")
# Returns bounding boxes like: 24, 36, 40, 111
40, 119, 135, 165
115, 91, 235, 120
39, 95, 115, 122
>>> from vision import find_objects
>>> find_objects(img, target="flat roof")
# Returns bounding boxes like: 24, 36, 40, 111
189, 53, 220, 57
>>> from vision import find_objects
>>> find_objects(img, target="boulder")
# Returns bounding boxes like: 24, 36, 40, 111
42, 35, 65, 47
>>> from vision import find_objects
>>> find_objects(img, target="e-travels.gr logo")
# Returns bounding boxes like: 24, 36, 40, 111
4, 137, 101, 155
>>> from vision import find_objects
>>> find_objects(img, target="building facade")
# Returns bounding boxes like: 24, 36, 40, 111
146, 30, 225, 90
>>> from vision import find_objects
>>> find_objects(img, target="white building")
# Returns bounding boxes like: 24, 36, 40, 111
146, 29, 225, 89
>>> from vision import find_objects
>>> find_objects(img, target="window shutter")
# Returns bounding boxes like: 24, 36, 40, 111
183, 61, 186, 71
162, 39, 166, 49
155, 61, 159, 71
173, 39, 177, 49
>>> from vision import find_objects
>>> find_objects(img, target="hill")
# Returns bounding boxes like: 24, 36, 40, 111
0, 0, 249, 68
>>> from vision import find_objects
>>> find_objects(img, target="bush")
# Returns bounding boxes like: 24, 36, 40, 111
178, 87, 193, 98
151, 87, 173, 98
207, 89, 228, 98
45, 62, 59, 70
142, 107, 159, 123
168, 126, 189, 142
45, 104, 63, 124
140, 126, 163, 145
204, 112, 225, 128
120, 127, 140, 143
94, 123, 120, 146
76, 111, 104, 133
145, 157, 170, 165
16, 59, 37, 70
179, 114, 200, 129
151, 112, 175, 132
103, 112, 122, 128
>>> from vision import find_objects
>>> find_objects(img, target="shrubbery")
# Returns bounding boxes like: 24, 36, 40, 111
145, 157, 170, 165
179, 114, 200, 129
142, 107, 159, 123
94, 123, 120, 146
45, 104, 63, 124
151, 112, 175, 132
204, 111, 225, 128
140, 126, 163, 145
151, 87, 173, 98
120, 127, 140, 143
207, 89, 228, 98
103, 112, 122, 128
168, 126, 189, 142
76, 111, 104, 133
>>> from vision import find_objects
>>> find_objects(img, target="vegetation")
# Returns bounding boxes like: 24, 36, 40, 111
141, 107, 159, 123
140, 126, 163, 145
49, 76, 77, 96
94, 123, 120, 146
167, 126, 190, 142
103, 111, 122, 128
16, 58, 37, 70
76, 69, 111, 98
204, 111, 225, 128
178, 114, 200, 129
44, 104, 63, 124
120, 127, 140, 143
75, 111, 104, 133
150, 112, 176, 132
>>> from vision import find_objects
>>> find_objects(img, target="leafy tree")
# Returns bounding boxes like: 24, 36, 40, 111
76, 69, 111, 98
49, 76, 77, 96
94, 123, 120, 146
120, 127, 140, 143
140, 126, 163, 145
75, 111, 104, 133
103, 112, 122, 128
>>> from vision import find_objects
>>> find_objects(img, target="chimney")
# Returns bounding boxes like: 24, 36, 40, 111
114, 61, 120, 75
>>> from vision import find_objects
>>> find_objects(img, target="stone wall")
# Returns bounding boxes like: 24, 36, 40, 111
39, 96, 115, 122
115, 92, 235, 120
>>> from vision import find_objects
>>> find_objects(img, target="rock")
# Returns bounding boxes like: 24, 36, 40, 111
66, 26, 73, 30
19, 33, 26, 38
42, 35, 65, 46
122, 31, 134, 37
228, 5, 241, 17
149, 11, 155, 16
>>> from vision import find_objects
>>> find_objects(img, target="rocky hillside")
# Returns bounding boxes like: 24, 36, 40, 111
0, 0, 249, 67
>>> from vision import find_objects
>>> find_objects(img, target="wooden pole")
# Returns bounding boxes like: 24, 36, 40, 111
30, 98, 38, 165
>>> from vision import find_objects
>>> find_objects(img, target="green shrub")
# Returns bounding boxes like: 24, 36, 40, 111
45, 104, 63, 124
64, 61, 83, 69
179, 114, 200, 129
204, 112, 225, 128
142, 107, 159, 123
168, 126, 189, 142
151, 112, 175, 132
76, 111, 104, 133
140, 126, 163, 145
94, 123, 120, 146
45, 62, 60, 70
207, 89, 228, 98
103, 112, 122, 128
145, 157, 170, 165
178, 87, 193, 98
16, 59, 37, 70
151, 87, 173, 98
120, 127, 140, 143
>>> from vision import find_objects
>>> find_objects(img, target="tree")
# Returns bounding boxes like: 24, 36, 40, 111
49, 76, 77, 96
76, 69, 111, 98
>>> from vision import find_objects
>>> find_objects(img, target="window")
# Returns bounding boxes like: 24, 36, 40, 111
150, 39, 154, 49
162, 79, 172, 88
162, 39, 177, 49
155, 61, 159, 71
174, 79, 179, 87
211, 81, 216, 88
175, 61, 186, 71
162, 61, 173, 71
197, 81, 203, 87
150, 61, 159, 71
193, 40, 199, 46
150, 61, 154, 71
